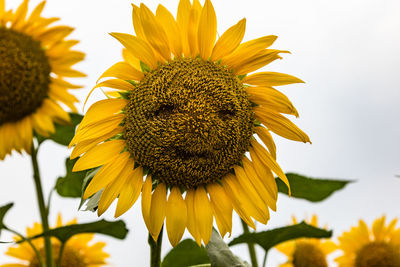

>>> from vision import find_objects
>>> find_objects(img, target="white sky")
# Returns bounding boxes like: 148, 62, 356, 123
1, 0, 400, 266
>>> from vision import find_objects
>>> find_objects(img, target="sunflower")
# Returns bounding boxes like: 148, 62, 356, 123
70, 0, 310, 247
1, 214, 109, 267
336, 216, 400, 267
0, 0, 85, 160
275, 215, 337, 267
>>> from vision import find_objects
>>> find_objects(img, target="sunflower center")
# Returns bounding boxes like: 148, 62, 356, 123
124, 57, 253, 189
0, 27, 51, 125
292, 241, 328, 267
355, 242, 400, 267
29, 243, 86, 267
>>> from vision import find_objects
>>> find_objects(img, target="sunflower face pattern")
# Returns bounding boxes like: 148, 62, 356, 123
0, 0, 85, 159
1, 215, 108, 267
124, 57, 254, 188
336, 216, 400, 267
71, 0, 310, 247
275, 215, 336, 267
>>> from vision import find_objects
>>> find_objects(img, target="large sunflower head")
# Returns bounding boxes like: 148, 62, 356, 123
70, 0, 310, 247
336, 216, 400, 267
1, 214, 109, 267
275, 215, 337, 267
0, 0, 85, 160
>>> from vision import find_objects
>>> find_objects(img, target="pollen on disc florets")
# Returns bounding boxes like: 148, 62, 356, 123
355, 242, 400, 267
0, 27, 51, 125
29, 244, 86, 267
124, 57, 254, 189
292, 242, 328, 267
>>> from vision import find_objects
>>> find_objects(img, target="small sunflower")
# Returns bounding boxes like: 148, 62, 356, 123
70, 0, 310, 246
275, 215, 337, 267
0, 0, 85, 159
1, 214, 109, 267
336, 216, 400, 267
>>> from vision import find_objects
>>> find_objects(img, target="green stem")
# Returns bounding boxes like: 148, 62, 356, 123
241, 219, 258, 267
56, 242, 66, 267
6, 227, 44, 267
31, 142, 54, 267
262, 251, 268, 267
148, 226, 163, 267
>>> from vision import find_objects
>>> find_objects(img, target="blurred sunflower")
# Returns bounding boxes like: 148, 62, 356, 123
1, 214, 109, 267
275, 215, 336, 267
336, 216, 400, 267
70, 0, 309, 246
0, 0, 85, 160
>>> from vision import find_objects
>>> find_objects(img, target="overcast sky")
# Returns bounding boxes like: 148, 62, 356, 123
1, 0, 400, 266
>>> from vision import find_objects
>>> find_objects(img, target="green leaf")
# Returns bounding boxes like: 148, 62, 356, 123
206, 229, 250, 267
229, 222, 332, 253
162, 239, 210, 267
277, 173, 353, 202
36, 113, 83, 146
0, 203, 13, 236
56, 158, 86, 198
27, 219, 128, 243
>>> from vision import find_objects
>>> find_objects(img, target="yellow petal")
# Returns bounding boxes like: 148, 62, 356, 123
131, 4, 146, 40
233, 165, 269, 224
242, 157, 277, 211
222, 35, 277, 67
51, 77, 82, 89
84, 79, 133, 107
166, 187, 187, 247
156, 5, 183, 57
0, 0, 4, 17
373, 216, 386, 241
83, 152, 130, 198
244, 72, 305, 87
254, 107, 311, 143
37, 26, 74, 46
97, 158, 133, 216
98, 62, 144, 82
115, 165, 143, 218
78, 98, 128, 131
207, 183, 233, 238
185, 189, 201, 245
247, 86, 299, 117
249, 145, 278, 199
250, 140, 290, 194
41, 99, 70, 123
233, 50, 285, 75
110, 32, 157, 69
73, 140, 126, 172
211, 18, 246, 61
50, 51, 85, 68
70, 114, 124, 147
52, 67, 86, 78
140, 4, 171, 61
194, 187, 213, 245
70, 127, 123, 159
198, 0, 217, 60
32, 112, 55, 136
12, 0, 28, 29
26, 1, 46, 23
254, 126, 277, 159
176, 0, 191, 57
122, 49, 141, 70
187, 2, 201, 57
149, 183, 167, 241
222, 174, 255, 229
141, 175, 153, 234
